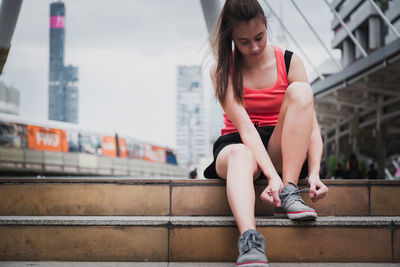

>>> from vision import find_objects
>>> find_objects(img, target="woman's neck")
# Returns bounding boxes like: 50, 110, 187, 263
242, 45, 273, 70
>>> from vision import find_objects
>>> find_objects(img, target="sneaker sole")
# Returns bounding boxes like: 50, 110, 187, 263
236, 261, 269, 266
274, 211, 317, 220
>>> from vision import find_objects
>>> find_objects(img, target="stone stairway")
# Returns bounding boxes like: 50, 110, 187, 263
0, 178, 399, 263
1, 263, 400, 267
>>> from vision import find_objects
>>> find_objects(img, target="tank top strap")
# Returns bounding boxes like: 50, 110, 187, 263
273, 46, 289, 85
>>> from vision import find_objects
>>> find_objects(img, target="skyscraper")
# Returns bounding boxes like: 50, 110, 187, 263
0, 81, 19, 115
62, 65, 79, 123
49, 1, 79, 123
176, 66, 207, 167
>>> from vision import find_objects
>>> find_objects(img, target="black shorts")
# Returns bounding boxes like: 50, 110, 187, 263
203, 126, 308, 179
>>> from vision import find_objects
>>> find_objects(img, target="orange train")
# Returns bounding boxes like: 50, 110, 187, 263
0, 114, 178, 165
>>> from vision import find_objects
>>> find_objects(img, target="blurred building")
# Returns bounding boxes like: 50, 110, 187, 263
176, 66, 207, 167
311, 0, 400, 178
0, 81, 19, 115
208, 94, 224, 151
331, 0, 400, 67
49, 1, 79, 124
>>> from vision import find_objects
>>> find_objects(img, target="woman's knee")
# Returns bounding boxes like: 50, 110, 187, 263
227, 144, 253, 161
286, 81, 314, 108
226, 144, 258, 172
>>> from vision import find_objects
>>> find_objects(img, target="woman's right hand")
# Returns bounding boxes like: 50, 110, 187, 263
260, 176, 284, 207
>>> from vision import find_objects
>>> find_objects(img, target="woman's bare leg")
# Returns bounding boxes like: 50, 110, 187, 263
215, 144, 261, 235
267, 82, 314, 184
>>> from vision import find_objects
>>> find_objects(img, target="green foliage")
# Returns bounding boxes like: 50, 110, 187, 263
342, 154, 349, 169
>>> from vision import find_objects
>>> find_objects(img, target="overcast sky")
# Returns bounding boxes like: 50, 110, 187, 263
0, 0, 339, 149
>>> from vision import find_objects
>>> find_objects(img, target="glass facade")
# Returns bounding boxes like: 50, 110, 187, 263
176, 66, 207, 167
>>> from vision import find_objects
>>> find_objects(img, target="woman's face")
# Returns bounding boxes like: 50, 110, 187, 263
232, 18, 267, 57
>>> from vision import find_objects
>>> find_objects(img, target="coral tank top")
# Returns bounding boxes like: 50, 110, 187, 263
221, 46, 289, 135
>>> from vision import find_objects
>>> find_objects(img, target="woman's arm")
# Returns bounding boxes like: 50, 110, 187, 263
210, 64, 283, 206
307, 111, 322, 177
288, 54, 328, 202
307, 111, 328, 202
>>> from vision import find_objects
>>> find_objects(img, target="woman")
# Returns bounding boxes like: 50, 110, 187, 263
203, 0, 329, 266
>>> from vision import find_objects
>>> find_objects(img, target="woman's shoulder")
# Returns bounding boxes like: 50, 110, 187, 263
270, 45, 295, 59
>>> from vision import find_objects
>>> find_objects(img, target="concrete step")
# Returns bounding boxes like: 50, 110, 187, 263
0, 178, 399, 217
1, 262, 399, 266
0, 216, 399, 263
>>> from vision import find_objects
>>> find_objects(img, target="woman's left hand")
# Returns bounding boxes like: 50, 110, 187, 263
308, 175, 328, 202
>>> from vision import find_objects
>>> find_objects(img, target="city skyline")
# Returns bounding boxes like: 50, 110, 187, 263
0, 0, 337, 149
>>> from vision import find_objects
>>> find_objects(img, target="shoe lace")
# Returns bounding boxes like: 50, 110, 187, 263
279, 181, 309, 206
240, 231, 264, 253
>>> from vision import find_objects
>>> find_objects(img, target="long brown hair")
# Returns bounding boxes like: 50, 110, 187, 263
211, 0, 267, 107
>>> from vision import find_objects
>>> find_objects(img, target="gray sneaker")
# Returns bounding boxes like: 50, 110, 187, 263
274, 182, 317, 220
236, 229, 269, 266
